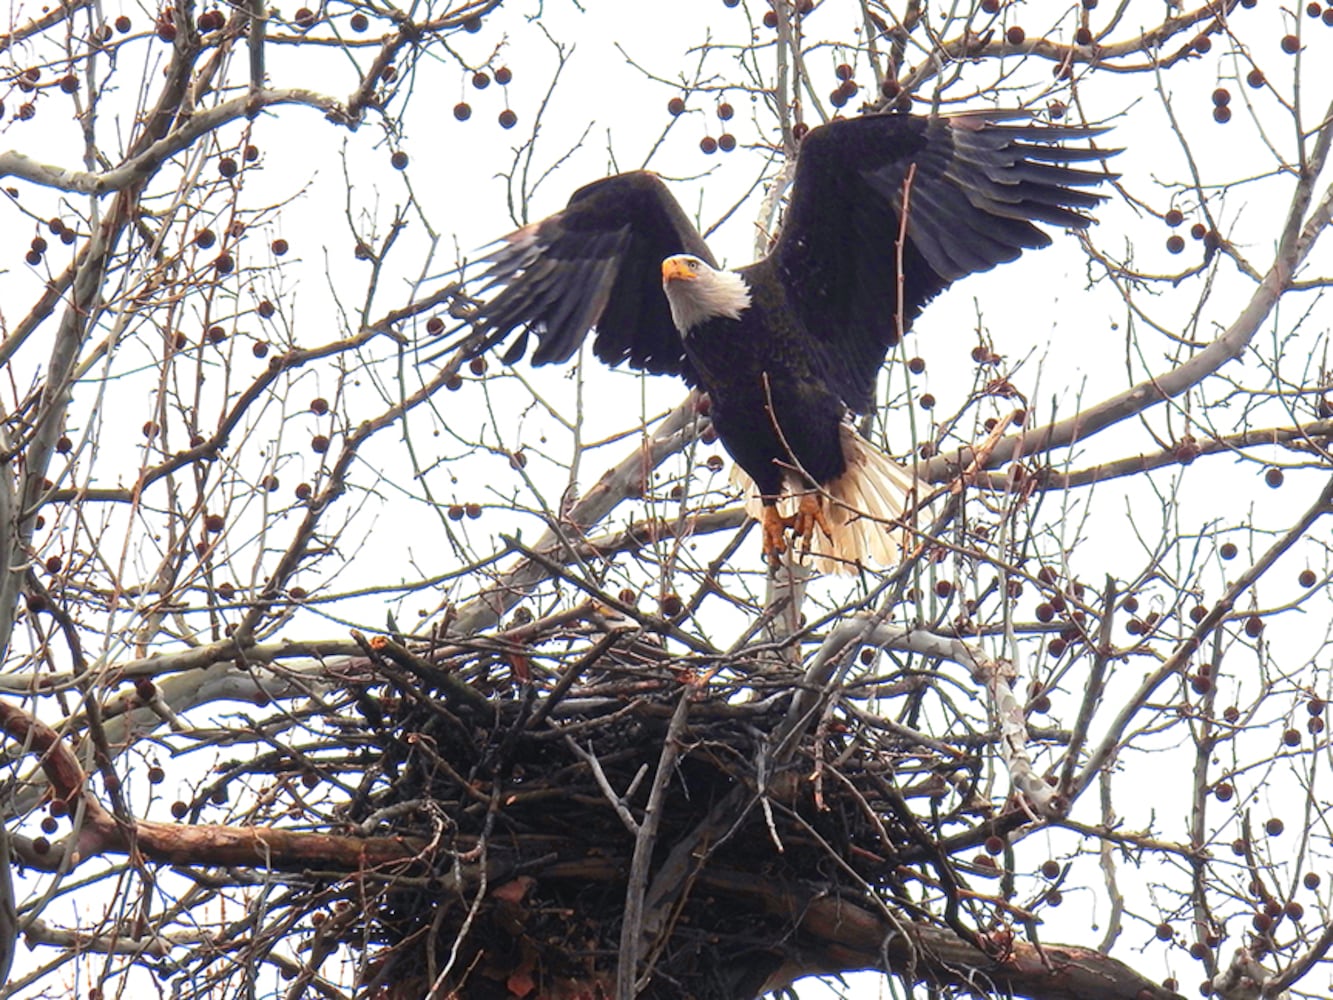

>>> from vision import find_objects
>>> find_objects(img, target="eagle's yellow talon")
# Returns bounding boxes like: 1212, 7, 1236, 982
792, 493, 833, 554
761, 507, 790, 566
761, 495, 832, 565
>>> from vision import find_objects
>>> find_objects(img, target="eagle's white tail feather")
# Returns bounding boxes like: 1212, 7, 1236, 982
729, 424, 915, 574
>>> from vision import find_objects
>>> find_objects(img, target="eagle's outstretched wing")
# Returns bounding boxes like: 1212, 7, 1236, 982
475, 171, 716, 377
768, 111, 1113, 412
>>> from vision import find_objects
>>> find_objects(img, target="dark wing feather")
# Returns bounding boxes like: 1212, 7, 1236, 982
768, 111, 1113, 411
475, 171, 716, 378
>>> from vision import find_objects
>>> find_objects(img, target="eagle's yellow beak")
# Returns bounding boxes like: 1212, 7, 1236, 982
661, 257, 698, 283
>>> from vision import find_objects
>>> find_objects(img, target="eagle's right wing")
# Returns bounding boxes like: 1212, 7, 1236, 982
476, 171, 716, 378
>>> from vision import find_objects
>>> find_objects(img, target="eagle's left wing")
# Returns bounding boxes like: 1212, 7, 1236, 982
768, 111, 1112, 412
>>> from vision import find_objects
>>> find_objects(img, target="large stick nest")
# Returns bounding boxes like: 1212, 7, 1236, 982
319, 619, 998, 1000
3, 603, 1184, 1000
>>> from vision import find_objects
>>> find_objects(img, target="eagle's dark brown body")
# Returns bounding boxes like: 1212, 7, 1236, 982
683, 258, 848, 500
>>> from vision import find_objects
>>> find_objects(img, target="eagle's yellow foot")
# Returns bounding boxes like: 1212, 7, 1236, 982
761, 506, 790, 566
760, 495, 834, 566
790, 492, 834, 554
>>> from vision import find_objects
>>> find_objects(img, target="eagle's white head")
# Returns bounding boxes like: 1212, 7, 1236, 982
661, 254, 752, 334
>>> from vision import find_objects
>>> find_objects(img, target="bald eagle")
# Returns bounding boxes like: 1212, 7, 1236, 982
472, 111, 1110, 572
